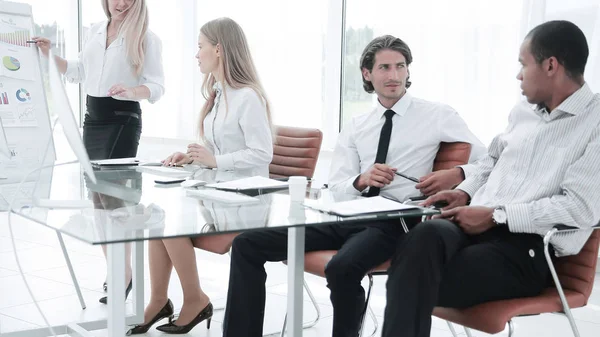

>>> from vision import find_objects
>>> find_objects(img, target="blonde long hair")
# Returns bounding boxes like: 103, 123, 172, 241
102, 0, 148, 76
198, 17, 272, 136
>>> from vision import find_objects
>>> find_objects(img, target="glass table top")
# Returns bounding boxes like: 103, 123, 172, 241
7, 163, 438, 244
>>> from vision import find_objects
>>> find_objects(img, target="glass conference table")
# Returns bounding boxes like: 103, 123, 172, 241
8, 163, 438, 337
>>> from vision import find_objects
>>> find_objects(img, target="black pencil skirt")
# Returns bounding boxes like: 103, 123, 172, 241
83, 95, 142, 160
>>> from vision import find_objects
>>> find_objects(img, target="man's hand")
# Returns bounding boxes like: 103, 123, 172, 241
421, 189, 470, 210
435, 206, 495, 235
415, 167, 465, 196
353, 164, 397, 191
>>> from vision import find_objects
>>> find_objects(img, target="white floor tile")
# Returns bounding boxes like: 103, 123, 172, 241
0, 314, 40, 334
572, 304, 600, 325
0, 267, 18, 278
0, 289, 126, 327
26, 262, 108, 293
0, 236, 43, 254
0, 245, 105, 273
0, 274, 79, 309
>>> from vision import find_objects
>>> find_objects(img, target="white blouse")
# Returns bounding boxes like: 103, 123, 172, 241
65, 21, 165, 103
203, 82, 273, 175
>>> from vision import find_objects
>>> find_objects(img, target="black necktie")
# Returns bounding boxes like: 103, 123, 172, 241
366, 109, 395, 197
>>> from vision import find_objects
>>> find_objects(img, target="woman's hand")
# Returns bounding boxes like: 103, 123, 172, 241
31, 37, 51, 57
187, 143, 217, 168
108, 84, 136, 99
162, 152, 191, 166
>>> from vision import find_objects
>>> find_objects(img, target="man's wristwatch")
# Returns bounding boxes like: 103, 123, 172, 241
492, 206, 507, 226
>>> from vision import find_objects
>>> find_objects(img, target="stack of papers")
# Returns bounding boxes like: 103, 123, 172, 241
186, 189, 259, 204
91, 157, 140, 167
91, 158, 165, 167
303, 196, 417, 217
205, 176, 288, 192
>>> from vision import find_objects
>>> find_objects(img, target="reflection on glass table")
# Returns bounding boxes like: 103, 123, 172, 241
14, 164, 438, 244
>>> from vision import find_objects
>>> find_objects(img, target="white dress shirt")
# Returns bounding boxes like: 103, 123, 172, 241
329, 92, 486, 201
65, 21, 165, 103
457, 83, 600, 256
203, 82, 273, 176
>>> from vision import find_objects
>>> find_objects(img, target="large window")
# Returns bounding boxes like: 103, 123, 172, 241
545, 0, 600, 91
343, 0, 525, 146
81, 0, 338, 147
71, 0, 600, 149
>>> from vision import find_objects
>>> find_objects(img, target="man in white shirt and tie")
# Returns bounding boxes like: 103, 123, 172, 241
223, 35, 485, 337
381, 20, 600, 337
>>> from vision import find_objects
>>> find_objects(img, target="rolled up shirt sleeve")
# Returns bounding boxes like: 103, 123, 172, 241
140, 33, 165, 103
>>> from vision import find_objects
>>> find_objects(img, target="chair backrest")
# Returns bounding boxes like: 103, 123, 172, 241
269, 126, 323, 179
554, 228, 600, 302
432, 142, 472, 171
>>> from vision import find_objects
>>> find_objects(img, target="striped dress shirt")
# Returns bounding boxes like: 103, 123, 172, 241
457, 83, 600, 256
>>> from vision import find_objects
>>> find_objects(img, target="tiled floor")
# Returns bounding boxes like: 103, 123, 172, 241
0, 213, 599, 337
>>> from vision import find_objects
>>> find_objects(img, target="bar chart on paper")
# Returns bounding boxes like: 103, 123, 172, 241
0, 29, 30, 47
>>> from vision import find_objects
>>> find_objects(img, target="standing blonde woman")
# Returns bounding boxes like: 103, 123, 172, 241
127, 17, 273, 335
32, 0, 165, 304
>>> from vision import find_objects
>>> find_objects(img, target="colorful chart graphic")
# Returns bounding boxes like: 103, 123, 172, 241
0, 91, 8, 104
15, 88, 31, 102
0, 30, 31, 47
2, 56, 20, 71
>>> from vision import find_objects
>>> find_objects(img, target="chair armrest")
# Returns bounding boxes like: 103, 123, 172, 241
544, 223, 600, 248
553, 224, 579, 231
549, 223, 600, 234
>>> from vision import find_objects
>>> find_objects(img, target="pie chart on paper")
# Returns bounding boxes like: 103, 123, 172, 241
3, 56, 21, 71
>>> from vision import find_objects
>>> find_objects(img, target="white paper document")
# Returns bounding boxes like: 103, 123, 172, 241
186, 189, 259, 204
303, 196, 418, 216
205, 176, 288, 192
91, 157, 140, 166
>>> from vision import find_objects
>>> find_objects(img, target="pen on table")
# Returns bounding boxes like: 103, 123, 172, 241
272, 177, 313, 182
394, 171, 419, 183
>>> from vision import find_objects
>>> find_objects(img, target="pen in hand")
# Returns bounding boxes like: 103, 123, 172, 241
394, 171, 419, 183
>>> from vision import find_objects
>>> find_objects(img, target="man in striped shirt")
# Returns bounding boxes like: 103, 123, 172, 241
382, 20, 600, 337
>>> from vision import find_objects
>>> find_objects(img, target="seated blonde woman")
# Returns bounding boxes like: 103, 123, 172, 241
127, 17, 273, 335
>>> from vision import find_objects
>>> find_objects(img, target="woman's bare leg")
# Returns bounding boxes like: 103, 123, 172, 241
141, 239, 174, 324
163, 237, 210, 326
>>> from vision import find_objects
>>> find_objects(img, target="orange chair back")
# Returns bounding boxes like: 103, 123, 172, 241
433, 142, 471, 171
555, 229, 600, 303
269, 126, 323, 179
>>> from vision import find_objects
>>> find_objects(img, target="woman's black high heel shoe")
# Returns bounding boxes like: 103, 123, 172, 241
126, 299, 175, 335
99, 279, 132, 304
156, 302, 213, 334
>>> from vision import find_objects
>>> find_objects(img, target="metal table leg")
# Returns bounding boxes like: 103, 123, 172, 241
286, 226, 305, 337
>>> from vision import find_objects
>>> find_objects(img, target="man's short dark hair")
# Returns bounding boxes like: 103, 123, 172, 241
359, 35, 413, 93
526, 20, 589, 79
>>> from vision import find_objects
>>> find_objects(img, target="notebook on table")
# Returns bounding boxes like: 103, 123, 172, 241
91, 158, 166, 167
186, 189, 260, 205
205, 176, 289, 193
91, 157, 140, 167
303, 196, 418, 217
